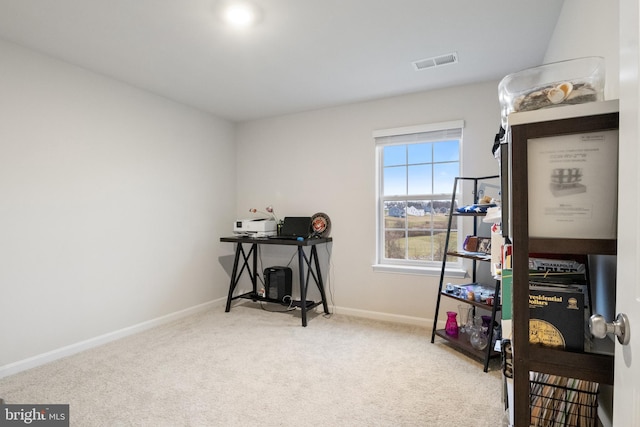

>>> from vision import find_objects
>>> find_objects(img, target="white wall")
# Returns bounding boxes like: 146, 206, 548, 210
235, 81, 501, 323
0, 40, 235, 369
543, 0, 620, 100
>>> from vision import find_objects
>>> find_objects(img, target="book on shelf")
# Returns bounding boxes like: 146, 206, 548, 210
529, 284, 585, 352
503, 255, 588, 319
528, 256, 587, 283
529, 372, 599, 426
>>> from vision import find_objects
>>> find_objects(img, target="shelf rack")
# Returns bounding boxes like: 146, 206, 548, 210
430, 175, 501, 372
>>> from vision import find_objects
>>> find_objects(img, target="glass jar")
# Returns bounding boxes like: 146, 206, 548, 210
498, 56, 605, 127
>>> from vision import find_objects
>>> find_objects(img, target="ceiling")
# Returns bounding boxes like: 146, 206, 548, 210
0, 0, 565, 122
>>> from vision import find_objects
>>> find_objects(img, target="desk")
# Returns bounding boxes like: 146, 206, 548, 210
220, 236, 332, 326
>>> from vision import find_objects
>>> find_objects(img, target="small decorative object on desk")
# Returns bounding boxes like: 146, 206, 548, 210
445, 311, 459, 337
249, 205, 279, 223
310, 212, 331, 237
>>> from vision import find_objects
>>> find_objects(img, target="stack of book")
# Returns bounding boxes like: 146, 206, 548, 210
529, 372, 599, 427
528, 257, 589, 352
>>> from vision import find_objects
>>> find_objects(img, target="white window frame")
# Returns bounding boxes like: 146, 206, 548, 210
373, 120, 466, 277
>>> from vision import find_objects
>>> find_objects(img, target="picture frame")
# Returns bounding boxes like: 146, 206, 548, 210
527, 129, 618, 239
476, 237, 492, 254
463, 235, 491, 254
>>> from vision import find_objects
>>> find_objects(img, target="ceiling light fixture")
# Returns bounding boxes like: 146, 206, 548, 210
222, 1, 259, 28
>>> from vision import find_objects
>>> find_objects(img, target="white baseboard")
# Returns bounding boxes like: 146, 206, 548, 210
326, 305, 435, 329
0, 298, 225, 379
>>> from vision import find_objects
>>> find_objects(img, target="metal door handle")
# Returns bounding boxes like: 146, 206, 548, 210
589, 313, 630, 345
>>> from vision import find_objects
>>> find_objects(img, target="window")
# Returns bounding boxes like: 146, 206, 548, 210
374, 121, 463, 273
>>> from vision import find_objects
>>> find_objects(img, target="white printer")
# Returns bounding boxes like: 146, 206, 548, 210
233, 218, 277, 237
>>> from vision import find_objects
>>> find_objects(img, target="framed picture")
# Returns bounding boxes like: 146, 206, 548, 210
527, 129, 618, 239
463, 235, 491, 254
476, 237, 492, 254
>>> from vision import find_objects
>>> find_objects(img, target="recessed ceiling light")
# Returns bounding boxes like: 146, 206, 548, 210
222, 1, 259, 28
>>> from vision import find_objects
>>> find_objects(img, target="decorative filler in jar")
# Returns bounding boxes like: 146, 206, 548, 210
498, 56, 605, 127
445, 311, 459, 337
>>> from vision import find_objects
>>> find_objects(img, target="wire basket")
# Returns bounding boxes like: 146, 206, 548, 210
529, 373, 599, 427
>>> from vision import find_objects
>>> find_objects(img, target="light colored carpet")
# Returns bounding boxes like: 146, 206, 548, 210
0, 304, 506, 426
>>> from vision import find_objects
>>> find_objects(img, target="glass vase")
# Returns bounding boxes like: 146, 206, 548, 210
458, 305, 473, 333
469, 316, 488, 350
445, 311, 459, 337
481, 315, 492, 335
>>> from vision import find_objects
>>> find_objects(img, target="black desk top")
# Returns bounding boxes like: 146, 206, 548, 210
220, 236, 332, 246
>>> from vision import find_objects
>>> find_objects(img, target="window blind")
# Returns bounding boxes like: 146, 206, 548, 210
373, 120, 464, 146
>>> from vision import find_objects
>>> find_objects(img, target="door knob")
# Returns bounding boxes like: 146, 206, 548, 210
589, 313, 630, 345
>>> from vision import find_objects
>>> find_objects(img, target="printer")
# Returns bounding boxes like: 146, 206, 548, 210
233, 218, 277, 237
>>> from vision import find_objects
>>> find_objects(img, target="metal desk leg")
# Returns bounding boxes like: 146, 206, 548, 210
298, 246, 308, 327
225, 243, 258, 311
225, 243, 243, 312
251, 243, 258, 295
311, 246, 330, 314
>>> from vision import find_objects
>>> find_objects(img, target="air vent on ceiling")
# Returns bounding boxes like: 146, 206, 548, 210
412, 52, 458, 71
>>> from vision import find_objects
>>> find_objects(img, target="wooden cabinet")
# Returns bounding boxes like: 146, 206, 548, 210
508, 101, 618, 425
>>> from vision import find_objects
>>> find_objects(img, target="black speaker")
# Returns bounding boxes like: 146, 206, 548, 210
264, 266, 292, 302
